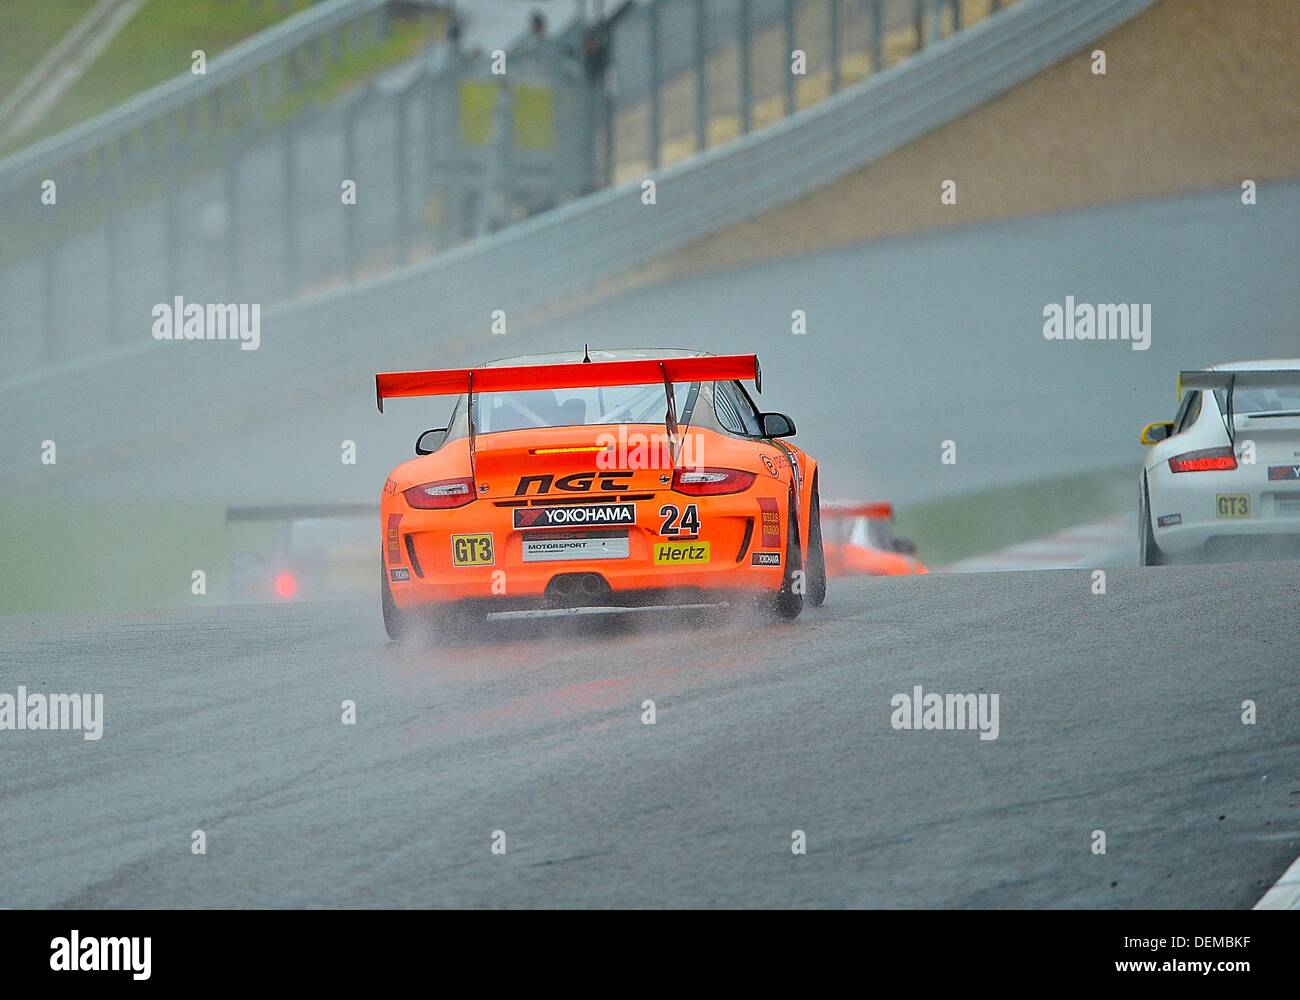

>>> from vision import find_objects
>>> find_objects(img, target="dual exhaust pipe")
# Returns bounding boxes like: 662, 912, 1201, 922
546, 573, 610, 603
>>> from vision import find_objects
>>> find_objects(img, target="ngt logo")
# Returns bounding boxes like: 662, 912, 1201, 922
514, 472, 633, 496
50, 931, 151, 980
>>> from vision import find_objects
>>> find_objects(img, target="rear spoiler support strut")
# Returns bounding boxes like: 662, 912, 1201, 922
1223, 372, 1236, 444
660, 361, 680, 468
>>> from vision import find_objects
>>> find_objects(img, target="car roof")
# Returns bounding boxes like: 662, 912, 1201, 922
482, 348, 711, 368
1208, 359, 1300, 372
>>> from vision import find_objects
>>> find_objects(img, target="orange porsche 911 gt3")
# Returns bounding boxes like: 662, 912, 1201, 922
375, 349, 826, 637
819, 502, 928, 577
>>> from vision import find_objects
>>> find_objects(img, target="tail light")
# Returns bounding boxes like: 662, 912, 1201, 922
404, 477, 476, 508
1168, 448, 1237, 473
673, 467, 756, 496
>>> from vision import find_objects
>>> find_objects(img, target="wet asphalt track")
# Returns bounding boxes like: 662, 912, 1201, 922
2, 562, 1296, 908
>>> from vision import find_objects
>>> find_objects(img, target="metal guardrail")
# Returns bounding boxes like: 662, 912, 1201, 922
269, 0, 1155, 344
0, 0, 1011, 381
0, 5, 599, 377
608, 0, 981, 175
0, 0, 1155, 485
0, 0, 389, 193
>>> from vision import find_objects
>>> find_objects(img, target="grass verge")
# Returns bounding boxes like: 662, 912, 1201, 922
893, 465, 1134, 567
0, 0, 96, 103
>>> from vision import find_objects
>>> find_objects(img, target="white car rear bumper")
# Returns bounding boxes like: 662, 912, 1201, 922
1149, 468, 1300, 555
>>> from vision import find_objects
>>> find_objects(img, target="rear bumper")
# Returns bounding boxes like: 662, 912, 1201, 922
1154, 516, 1300, 556
823, 543, 927, 577
1148, 469, 1300, 555
383, 490, 788, 609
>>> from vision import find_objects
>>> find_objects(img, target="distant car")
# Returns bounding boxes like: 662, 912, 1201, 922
1138, 360, 1300, 565
374, 349, 827, 637
227, 504, 375, 603
819, 502, 926, 577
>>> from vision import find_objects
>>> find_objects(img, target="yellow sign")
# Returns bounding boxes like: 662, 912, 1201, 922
513, 85, 555, 152
1215, 494, 1249, 519
459, 82, 497, 146
653, 541, 710, 564
452, 533, 495, 566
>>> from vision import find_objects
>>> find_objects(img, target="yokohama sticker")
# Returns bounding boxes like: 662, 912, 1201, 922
751, 552, 781, 566
513, 503, 635, 529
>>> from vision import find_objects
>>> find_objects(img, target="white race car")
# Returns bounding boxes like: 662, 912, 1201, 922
1138, 360, 1300, 565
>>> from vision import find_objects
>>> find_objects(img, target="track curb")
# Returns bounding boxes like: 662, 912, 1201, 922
1254, 854, 1300, 910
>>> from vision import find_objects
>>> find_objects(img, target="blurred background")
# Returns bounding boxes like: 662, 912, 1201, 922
1, 0, 1297, 612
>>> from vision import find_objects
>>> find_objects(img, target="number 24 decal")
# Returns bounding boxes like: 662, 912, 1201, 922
659, 504, 701, 536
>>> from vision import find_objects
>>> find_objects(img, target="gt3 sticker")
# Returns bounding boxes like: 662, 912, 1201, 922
653, 541, 710, 564
1215, 494, 1249, 519
451, 533, 495, 566
514, 504, 635, 528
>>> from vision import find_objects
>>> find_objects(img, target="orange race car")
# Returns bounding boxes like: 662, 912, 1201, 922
819, 502, 927, 577
375, 349, 827, 637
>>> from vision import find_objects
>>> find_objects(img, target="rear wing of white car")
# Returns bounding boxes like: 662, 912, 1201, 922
1178, 369, 1300, 393
1178, 368, 1300, 441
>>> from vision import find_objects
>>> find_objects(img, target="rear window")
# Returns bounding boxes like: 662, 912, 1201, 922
1223, 384, 1300, 415
449, 382, 696, 436
849, 517, 896, 550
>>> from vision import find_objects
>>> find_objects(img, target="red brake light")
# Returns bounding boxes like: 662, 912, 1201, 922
1167, 448, 1237, 473
404, 477, 476, 508
672, 467, 757, 496
274, 573, 298, 599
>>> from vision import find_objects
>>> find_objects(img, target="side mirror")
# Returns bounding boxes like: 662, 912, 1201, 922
892, 537, 918, 555
1139, 420, 1174, 446
759, 412, 796, 438
415, 427, 448, 455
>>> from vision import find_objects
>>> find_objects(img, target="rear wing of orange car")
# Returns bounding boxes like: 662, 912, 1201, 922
374, 354, 762, 412
820, 502, 894, 521
376, 353, 762, 474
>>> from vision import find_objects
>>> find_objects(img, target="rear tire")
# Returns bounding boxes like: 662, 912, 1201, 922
806, 482, 827, 607
768, 492, 804, 620
381, 561, 409, 641
1139, 475, 1165, 567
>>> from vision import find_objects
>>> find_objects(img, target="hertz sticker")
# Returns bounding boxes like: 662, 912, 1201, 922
452, 533, 494, 567
653, 541, 710, 564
